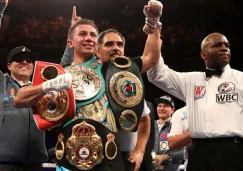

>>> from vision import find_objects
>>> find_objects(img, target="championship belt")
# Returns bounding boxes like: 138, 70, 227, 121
65, 64, 102, 103
104, 56, 144, 132
55, 119, 122, 171
65, 58, 118, 132
32, 61, 75, 131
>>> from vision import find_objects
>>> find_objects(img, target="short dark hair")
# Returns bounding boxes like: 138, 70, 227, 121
68, 18, 99, 39
98, 29, 125, 45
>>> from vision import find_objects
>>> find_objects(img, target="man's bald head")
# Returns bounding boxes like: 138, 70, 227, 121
200, 32, 231, 69
201, 32, 224, 50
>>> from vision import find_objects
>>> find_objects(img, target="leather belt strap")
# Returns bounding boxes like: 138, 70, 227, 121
103, 56, 144, 132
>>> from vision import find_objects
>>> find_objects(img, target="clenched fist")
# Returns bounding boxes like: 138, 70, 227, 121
143, 0, 163, 34
42, 73, 73, 94
143, 0, 163, 18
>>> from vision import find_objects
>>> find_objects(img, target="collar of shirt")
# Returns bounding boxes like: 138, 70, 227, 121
222, 64, 231, 73
157, 118, 171, 129
13, 79, 31, 87
205, 67, 222, 78
157, 120, 165, 129
219, 64, 231, 79
205, 64, 231, 80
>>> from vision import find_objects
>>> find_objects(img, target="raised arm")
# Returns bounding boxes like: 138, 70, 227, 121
60, 6, 80, 66
0, 0, 8, 28
61, 46, 74, 66
140, 0, 163, 73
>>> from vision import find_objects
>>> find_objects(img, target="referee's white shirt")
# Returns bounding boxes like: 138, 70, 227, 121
147, 57, 243, 138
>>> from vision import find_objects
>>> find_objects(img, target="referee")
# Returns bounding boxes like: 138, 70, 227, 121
147, 32, 243, 171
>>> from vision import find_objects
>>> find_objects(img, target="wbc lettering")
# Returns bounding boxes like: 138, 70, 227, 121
216, 93, 238, 103
216, 82, 238, 103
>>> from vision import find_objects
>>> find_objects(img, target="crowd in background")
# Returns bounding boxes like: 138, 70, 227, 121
0, 0, 242, 170
0, 1, 240, 95
0, 0, 241, 60
0, 0, 241, 109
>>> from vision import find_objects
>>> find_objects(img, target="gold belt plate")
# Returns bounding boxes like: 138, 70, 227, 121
66, 121, 104, 170
109, 71, 143, 108
36, 90, 70, 122
77, 95, 107, 122
119, 110, 138, 131
65, 65, 101, 101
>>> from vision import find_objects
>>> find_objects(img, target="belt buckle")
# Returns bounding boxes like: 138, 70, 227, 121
37, 90, 70, 122
77, 96, 107, 122
65, 65, 101, 101
66, 121, 104, 170
109, 71, 143, 108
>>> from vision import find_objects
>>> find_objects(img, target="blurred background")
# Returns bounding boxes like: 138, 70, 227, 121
0, 0, 242, 151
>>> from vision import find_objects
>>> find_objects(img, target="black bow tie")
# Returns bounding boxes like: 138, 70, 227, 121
205, 68, 222, 78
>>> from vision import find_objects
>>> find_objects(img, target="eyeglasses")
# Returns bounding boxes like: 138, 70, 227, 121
12, 56, 33, 63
